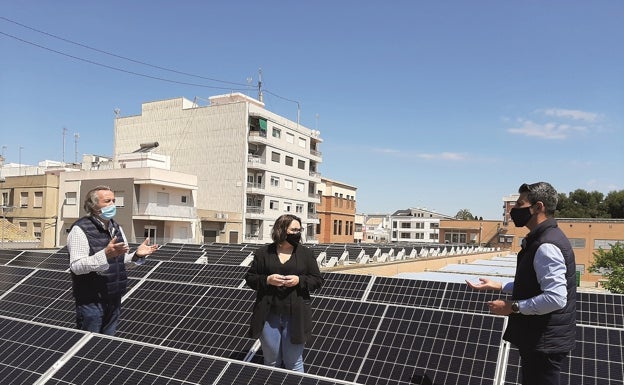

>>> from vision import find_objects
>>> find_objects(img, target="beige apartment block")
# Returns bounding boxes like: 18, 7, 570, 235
315, 178, 357, 243
391, 208, 454, 243
57, 160, 198, 246
0, 173, 59, 248
113, 93, 322, 244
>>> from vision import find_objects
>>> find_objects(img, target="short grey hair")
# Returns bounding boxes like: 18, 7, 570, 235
83, 186, 112, 214
518, 182, 558, 216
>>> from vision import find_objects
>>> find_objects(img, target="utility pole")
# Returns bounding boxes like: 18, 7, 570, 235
62, 127, 68, 164
74, 133, 80, 164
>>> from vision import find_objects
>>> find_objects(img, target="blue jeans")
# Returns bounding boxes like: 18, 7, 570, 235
76, 301, 121, 336
260, 313, 305, 372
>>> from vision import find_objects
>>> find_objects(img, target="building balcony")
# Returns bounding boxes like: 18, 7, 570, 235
133, 203, 196, 221
247, 155, 267, 170
246, 205, 264, 219
246, 182, 265, 194
248, 131, 268, 145
309, 171, 321, 180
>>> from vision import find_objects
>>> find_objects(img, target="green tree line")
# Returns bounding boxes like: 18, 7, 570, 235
556, 189, 624, 218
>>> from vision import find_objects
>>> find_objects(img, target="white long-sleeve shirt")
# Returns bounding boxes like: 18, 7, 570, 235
67, 221, 143, 275
502, 243, 568, 315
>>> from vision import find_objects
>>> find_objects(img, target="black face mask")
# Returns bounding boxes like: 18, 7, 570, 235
510, 206, 533, 227
285, 233, 301, 247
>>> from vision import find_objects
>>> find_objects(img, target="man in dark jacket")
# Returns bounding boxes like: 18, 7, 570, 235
466, 182, 576, 385
67, 186, 158, 335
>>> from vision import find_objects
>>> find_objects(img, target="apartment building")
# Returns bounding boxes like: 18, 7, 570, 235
113, 93, 322, 244
0, 172, 59, 248
390, 208, 454, 243
57, 152, 198, 246
315, 178, 357, 243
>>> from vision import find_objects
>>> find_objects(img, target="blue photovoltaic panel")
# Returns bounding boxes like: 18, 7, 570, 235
217, 362, 349, 385
116, 280, 210, 346
0, 265, 33, 295
276, 297, 386, 383
162, 286, 257, 358
356, 306, 506, 385
504, 325, 624, 385
145, 260, 204, 282
0, 249, 23, 265
315, 272, 372, 300
48, 335, 229, 385
576, 291, 624, 328
443, 282, 511, 314
190, 264, 249, 287
125, 258, 160, 279
0, 316, 84, 384
0, 269, 75, 328
366, 277, 448, 308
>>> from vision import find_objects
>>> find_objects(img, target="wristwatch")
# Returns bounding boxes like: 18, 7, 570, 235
511, 301, 520, 314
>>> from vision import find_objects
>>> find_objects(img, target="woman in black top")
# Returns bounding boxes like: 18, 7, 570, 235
245, 214, 324, 372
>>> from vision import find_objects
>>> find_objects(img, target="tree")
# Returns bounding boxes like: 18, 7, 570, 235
455, 209, 473, 220
604, 190, 624, 218
589, 242, 624, 294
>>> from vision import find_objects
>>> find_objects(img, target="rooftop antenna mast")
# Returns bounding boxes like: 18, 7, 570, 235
257, 68, 263, 103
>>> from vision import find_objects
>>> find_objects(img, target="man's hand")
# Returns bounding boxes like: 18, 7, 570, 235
105, 237, 129, 259
465, 278, 503, 291
487, 299, 513, 316
134, 237, 158, 259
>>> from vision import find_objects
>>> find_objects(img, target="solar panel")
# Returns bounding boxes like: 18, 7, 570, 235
162, 286, 256, 358
0, 317, 84, 384
504, 325, 624, 385
126, 258, 160, 279
316, 272, 372, 300
0, 265, 33, 296
273, 297, 386, 382
146, 260, 204, 282
218, 362, 352, 385
442, 282, 511, 314
190, 264, 248, 287
48, 335, 229, 384
0, 249, 22, 264
6, 250, 54, 268
366, 277, 447, 308
356, 306, 506, 385
116, 280, 210, 345
577, 291, 624, 328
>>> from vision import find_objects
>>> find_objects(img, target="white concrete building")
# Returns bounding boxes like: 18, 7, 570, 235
113, 93, 322, 244
390, 208, 454, 243
57, 152, 198, 246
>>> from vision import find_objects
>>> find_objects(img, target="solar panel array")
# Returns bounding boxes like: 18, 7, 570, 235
0, 247, 623, 384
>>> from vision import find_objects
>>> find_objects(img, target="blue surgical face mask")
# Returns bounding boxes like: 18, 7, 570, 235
100, 204, 117, 219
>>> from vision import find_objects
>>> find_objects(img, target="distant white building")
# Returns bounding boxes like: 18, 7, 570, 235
390, 207, 454, 243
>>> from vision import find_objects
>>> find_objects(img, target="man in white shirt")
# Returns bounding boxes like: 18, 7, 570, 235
67, 186, 158, 335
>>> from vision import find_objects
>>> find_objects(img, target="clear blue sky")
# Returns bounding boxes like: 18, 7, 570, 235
1, 1, 622, 219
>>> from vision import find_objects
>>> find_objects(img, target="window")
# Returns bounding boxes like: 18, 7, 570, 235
20, 192, 28, 208
296, 182, 305, 192
338, 220, 342, 235
272, 128, 281, 138
286, 132, 294, 144
296, 204, 304, 213
401, 223, 411, 229
298, 159, 305, 170
270, 200, 279, 210
65, 192, 77, 205
333, 220, 338, 235
19, 222, 27, 232
33, 222, 42, 238
181, 196, 188, 203
316, 219, 321, 235
284, 202, 292, 212
569, 238, 586, 248
157, 192, 169, 207
594, 240, 623, 250
298, 137, 306, 148
284, 179, 293, 190
270, 176, 280, 187
400, 232, 411, 239
285, 156, 293, 166
114, 194, 125, 207
271, 151, 280, 163
1, 192, 8, 206
34, 192, 43, 208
